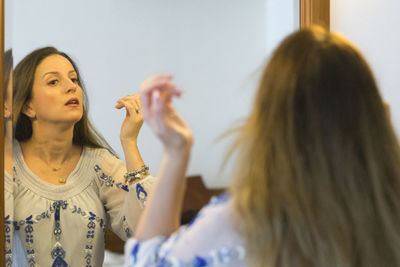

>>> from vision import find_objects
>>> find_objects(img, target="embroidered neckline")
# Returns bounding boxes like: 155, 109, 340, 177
13, 141, 98, 200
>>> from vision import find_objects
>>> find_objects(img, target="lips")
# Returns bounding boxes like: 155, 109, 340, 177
65, 98, 79, 106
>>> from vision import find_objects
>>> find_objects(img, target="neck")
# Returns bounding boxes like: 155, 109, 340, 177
4, 121, 13, 174
22, 121, 77, 164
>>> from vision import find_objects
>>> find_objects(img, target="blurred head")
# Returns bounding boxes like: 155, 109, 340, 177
231, 26, 400, 267
13, 47, 111, 149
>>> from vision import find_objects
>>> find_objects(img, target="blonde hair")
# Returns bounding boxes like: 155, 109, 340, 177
230, 26, 400, 267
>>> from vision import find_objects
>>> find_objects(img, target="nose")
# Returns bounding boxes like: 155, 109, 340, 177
65, 78, 77, 94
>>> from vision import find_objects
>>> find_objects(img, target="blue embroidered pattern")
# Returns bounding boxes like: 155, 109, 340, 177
84, 212, 97, 267
145, 245, 244, 267
94, 164, 129, 191
126, 194, 242, 267
136, 183, 148, 207
122, 216, 131, 238
51, 255, 68, 267
193, 256, 208, 267
5, 215, 12, 267
106, 148, 119, 159
23, 215, 36, 266
51, 201, 69, 267
131, 243, 140, 264
14, 200, 107, 266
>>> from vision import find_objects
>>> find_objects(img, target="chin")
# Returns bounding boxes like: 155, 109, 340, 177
72, 115, 84, 123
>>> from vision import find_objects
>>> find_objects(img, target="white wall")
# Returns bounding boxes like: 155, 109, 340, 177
12, 0, 298, 188
4, 0, 12, 50
331, 0, 400, 135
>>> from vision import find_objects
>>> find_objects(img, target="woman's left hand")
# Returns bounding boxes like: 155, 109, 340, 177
115, 94, 144, 142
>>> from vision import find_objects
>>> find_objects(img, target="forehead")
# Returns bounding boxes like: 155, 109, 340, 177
35, 54, 76, 76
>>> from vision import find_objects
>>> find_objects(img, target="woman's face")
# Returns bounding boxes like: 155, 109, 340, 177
4, 72, 13, 120
24, 54, 83, 125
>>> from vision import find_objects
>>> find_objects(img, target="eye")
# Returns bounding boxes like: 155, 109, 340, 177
71, 77, 79, 84
48, 79, 58, 86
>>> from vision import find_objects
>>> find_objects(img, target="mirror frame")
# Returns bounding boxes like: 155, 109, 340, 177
0, 0, 329, 265
1, 0, 5, 264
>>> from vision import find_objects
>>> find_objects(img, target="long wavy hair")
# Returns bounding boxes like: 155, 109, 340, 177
230, 26, 400, 267
13, 47, 114, 152
4, 49, 13, 101
4, 49, 13, 129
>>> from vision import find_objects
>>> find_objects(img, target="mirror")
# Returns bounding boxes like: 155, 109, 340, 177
12, 0, 300, 188
4, 0, 13, 265
6, 0, 305, 266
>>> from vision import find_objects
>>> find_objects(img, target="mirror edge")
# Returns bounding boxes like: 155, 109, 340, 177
0, 0, 5, 264
300, 0, 330, 30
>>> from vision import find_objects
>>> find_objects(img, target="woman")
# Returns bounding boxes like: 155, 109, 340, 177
3, 49, 15, 267
12, 47, 155, 266
125, 26, 400, 267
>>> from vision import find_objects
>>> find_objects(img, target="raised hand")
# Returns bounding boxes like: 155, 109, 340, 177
115, 94, 144, 142
140, 74, 193, 154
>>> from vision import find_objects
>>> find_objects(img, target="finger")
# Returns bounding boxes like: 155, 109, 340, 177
140, 89, 151, 121
115, 102, 124, 109
142, 74, 173, 88
116, 96, 136, 106
117, 99, 136, 117
118, 96, 141, 110
115, 99, 130, 109
119, 94, 141, 102
140, 75, 173, 94
140, 80, 176, 94
152, 90, 166, 133
141, 84, 182, 105
141, 84, 171, 118
132, 96, 141, 109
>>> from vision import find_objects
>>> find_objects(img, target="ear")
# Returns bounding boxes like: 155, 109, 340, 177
22, 102, 36, 119
4, 103, 11, 119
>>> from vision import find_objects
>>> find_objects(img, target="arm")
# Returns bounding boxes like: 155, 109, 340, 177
134, 74, 193, 241
135, 147, 190, 240
115, 94, 146, 173
95, 150, 156, 240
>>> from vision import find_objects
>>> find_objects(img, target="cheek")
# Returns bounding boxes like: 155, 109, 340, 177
34, 92, 58, 107
78, 88, 84, 100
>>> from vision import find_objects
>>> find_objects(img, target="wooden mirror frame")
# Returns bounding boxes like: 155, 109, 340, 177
0, 0, 329, 265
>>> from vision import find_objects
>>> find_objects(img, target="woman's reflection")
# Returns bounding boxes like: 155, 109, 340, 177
12, 47, 155, 266
4, 49, 14, 267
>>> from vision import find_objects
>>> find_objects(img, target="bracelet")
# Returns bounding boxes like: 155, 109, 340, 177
124, 165, 149, 184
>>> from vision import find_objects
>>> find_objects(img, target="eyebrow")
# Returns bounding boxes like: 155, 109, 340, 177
42, 70, 77, 78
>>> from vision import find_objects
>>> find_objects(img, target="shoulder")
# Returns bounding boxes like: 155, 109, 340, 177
84, 146, 117, 158
185, 193, 235, 233
169, 193, 242, 252
85, 146, 122, 167
125, 194, 245, 266
86, 146, 127, 186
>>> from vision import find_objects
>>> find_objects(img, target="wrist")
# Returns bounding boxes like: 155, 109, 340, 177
164, 144, 192, 159
121, 138, 138, 147
163, 134, 193, 156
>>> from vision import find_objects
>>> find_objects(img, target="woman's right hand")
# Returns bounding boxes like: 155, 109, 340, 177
140, 74, 193, 155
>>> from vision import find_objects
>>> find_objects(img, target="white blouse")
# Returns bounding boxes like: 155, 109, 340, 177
13, 141, 155, 267
5, 171, 14, 267
124, 194, 246, 267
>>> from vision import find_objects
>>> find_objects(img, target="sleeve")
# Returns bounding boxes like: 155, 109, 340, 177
94, 149, 157, 240
123, 197, 246, 267
4, 172, 15, 266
